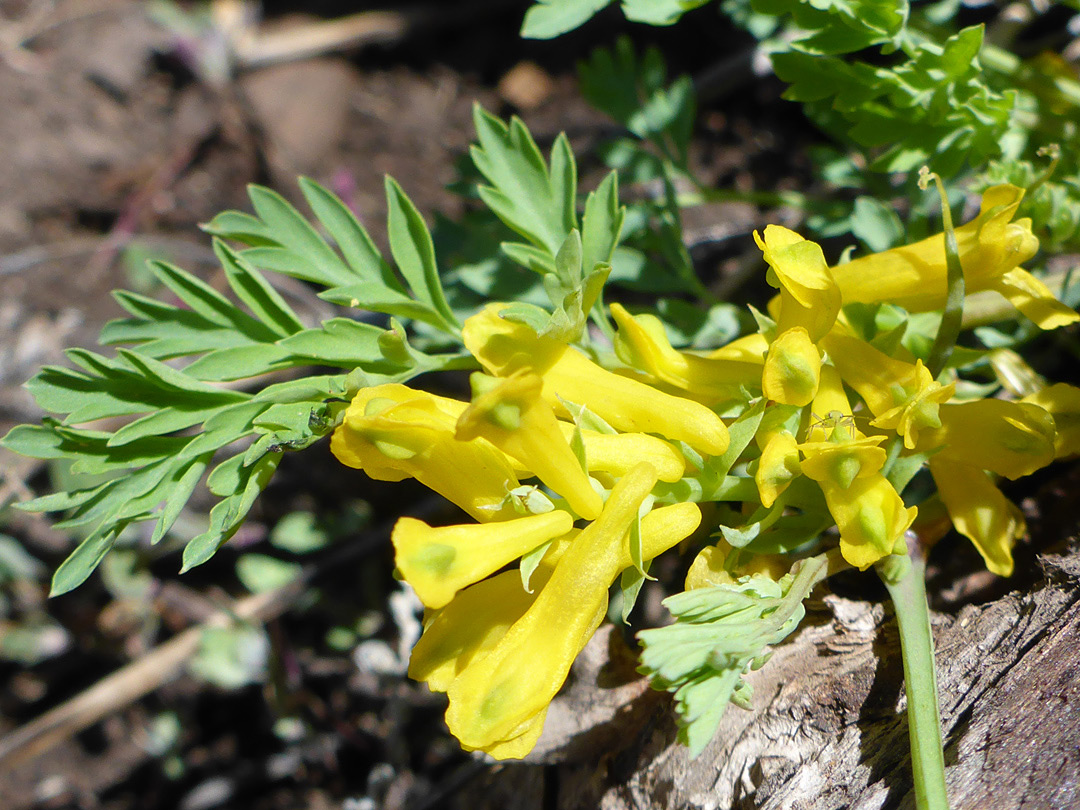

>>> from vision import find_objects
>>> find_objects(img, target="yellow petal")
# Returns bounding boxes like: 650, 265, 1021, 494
799, 435, 887, 489
464, 305, 730, 456
331, 385, 521, 521
823, 333, 954, 449
830, 184, 1039, 312
1022, 383, 1080, 458
610, 303, 762, 402
755, 225, 841, 341
988, 268, 1080, 330
762, 327, 821, 406
457, 371, 603, 520
408, 567, 549, 693
443, 464, 659, 752
929, 458, 1021, 576
569, 427, 686, 483
821, 475, 916, 570
917, 399, 1056, 479
755, 430, 801, 508
393, 510, 575, 609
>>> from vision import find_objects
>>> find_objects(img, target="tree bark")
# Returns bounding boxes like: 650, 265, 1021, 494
460, 551, 1080, 810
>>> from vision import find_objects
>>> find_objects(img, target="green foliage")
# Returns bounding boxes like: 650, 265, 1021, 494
638, 555, 829, 756
3, 177, 469, 595
578, 36, 695, 168
2, 106, 632, 596
521, 0, 612, 38
774, 25, 1015, 174
470, 104, 625, 338
521, 0, 714, 36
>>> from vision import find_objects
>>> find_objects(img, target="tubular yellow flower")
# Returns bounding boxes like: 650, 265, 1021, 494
463, 305, 730, 456
392, 510, 575, 609
684, 542, 791, 589
823, 333, 954, 449
797, 362, 887, 488
762, 326, 821, 406
1022, 383, 1080, 459
831, 184, 1036, 308
442, 465, 702, 757
799, 434, 887, 490
330, 384, 520, 522
609, 303, 762, 402
991, 268, 1080, 330
456, 371, 603, 520
407, 499, 702, 754
408, 534, 576, 693
755, 430, 801, 508
916, 399, 1056, 479
821, 474, 916, 570
556, 423, 686, 483
707, 332, 769, 363
929, 458, 1022, 577
829, 184, 1077, 329
755, 225, 841, 341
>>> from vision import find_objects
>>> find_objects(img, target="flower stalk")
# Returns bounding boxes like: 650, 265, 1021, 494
878, 548, 950, 810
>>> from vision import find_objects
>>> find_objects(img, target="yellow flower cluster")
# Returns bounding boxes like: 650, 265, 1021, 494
330, 183, 1079, 758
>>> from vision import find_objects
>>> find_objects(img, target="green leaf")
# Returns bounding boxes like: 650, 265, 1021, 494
181, 343, 297, 382
151, 262, 278, 340
850, 195, 904, 251
182, 452, 281, 572
471, 105, 577, 257
520, 0, 612, 38
638, 554, 828, 757
581, 171, 625, 275
246, 185, 357, 287
384, 177, 458, 331
236, 554, 303, 593
270, 512, 329, 554
215, 240, 304, 337
297, 177, 402, 291
621, 0, 711, 26
278, 318, 384, 365
51, 524, 126, 596
519, 540, 554, 593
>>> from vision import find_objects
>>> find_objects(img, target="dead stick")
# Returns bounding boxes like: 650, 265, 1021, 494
0, 579, 305, 770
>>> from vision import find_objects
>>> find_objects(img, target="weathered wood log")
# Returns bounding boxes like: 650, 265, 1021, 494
460, 551, 1080, 810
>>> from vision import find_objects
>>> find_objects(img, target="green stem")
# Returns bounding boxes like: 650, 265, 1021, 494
878, 553, 950, 810
921, 169, 964, 379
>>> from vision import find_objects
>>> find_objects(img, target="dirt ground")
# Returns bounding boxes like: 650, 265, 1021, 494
1, 2, 1076, 809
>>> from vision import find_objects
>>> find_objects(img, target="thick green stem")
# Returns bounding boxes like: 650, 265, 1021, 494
878, 553, 950, 810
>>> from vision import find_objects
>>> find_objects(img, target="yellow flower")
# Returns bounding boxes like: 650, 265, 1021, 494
684, 541, 790, 588
830, 184, 1078, 329
1022, 383, 1080, 459
456, 371, 603, 520
463, 305, 730, 456
755, 430, 800, 508
330, 384, 520, 522
799, 435, 887, 490
929, 458, 1022, 577
442, 464, 702, 757
823, 333, 954, 449
408, 535, 576, 693
916, 399, 1056, 479
821, 474, 916, 570
556, 425, 686, 483
392, 510, 575, 609
762, 327, 821, 406
755, 225, 841, 341
609, 302, 762, 403
707, 333, 769, 363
